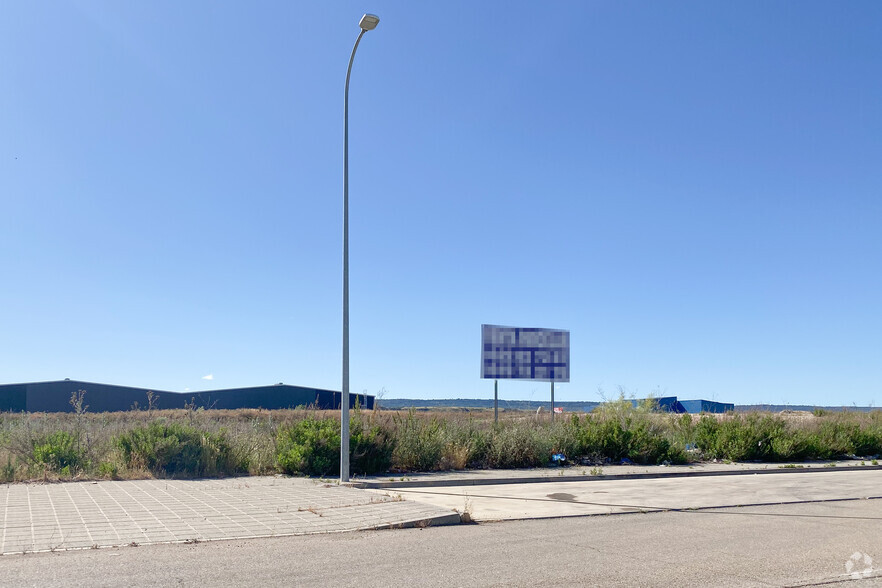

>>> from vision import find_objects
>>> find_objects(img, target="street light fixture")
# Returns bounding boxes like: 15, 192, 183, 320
342, 13, 379, 483
359, 14, 380, 31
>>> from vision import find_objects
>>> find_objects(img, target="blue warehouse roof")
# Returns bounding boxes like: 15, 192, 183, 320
629, 396, 733, 414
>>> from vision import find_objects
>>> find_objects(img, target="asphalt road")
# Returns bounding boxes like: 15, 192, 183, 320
3, 499, 882, 587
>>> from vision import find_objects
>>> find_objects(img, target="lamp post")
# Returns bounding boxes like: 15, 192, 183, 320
342, 13, 379, 483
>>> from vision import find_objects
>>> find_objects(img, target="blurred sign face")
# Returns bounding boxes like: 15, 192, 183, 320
481, 324, 570, 382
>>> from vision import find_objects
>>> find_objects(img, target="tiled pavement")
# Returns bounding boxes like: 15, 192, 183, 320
0, 477, 461, 555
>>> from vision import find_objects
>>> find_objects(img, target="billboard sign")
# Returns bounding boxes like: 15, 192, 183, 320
481, 324, 570, 382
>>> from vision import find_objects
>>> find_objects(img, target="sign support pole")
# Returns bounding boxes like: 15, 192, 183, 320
551, 381, 555, 422
494, 379, 498, 423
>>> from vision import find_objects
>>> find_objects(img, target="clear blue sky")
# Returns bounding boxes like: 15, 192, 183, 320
2, 2, 881, 406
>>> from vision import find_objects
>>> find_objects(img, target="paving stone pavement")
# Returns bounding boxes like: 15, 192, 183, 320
0, 477, 460, 555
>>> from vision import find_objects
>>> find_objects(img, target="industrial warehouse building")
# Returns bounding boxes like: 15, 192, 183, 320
630, 396, 734, 414
0, 379, 373, 413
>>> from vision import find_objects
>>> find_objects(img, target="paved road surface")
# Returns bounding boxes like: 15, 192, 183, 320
3, 499, 882, 587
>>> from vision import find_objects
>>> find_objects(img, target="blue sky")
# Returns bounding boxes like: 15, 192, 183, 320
2, 2, 880, 406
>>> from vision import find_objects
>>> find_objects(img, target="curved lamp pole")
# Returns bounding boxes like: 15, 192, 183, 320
342, 13, 379, 483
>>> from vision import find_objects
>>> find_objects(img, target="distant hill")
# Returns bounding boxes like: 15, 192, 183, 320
735, 404, 877, 413
378, 398, 878, 413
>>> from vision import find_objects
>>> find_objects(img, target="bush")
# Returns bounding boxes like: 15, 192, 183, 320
487, 423, 551, 469
695, 414, 823, 462
438, 417, 492, 470
275, 417, 340, 476
695, 415, 771, 461
628, 421, 682, 464
548, 417, 583, 460
852, 426, 882, 457
813, 418, 882, 458
694, 416, 721, 457
350, 412, 394, 475
769, 428, 812, 461
97, 461, 119, 479
274, 413, 394, 477
576, 403, 682, 465
392, 412, 445, 471
32, 431, 88, 473
717, 416, 763, 461
815, 420, 857, 458
2, 457, 15, 483
116, 421, 243, 477
580, 416, 631, 461
670, 413, 695, 449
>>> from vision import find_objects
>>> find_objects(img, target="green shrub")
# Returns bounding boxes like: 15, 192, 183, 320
487, 423, 551, 469
752, 415, 788, 461
696, 415, 756, 461
670, 413, 695, 449
576, 403, 682, 464
767, 426, 813, 461
628, 421, 680, 464
3, 457, 17, 482
350, 412, 393, 475
32, 431, 88, 473
275, 417, 340, 476
783, 418, 882, 460
811, 419, 882, 458
582, 400, 643, 460
392, 412, 445, 471
548, 417, 583, 460
695, 414, 817, 462
720, 417, 762, 461
97, 461, 119, 479
273, 413, 393, 477
696, 415, 768, 461
852, 426, 882, 457
116, 421, 243, 477
693, 416, 720, 457
579, 416, 631, 461
442, 418, 492, 469
815, 420, 857, 457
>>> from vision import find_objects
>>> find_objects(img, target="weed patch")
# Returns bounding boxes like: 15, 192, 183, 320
31, 431, 89, 474
2, 404, 882, 481
391, 412, 445, 471
350, 410, 394, 475
116, 421, 243, 477
275, 417, 340, 477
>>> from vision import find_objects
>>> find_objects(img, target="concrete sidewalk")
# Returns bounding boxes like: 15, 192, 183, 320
0, 477, 460, 555
368, 469, 882, 521
351, 458, 882, 489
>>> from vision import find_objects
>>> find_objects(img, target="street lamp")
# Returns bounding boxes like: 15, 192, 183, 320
342, 13, 379, 483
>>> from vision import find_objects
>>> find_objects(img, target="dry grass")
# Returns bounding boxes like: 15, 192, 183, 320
2, 405, 881, 482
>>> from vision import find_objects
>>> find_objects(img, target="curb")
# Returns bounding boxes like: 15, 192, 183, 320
348, 463, 882, 490
368, 512, 463, 529
429, 495, 882, 525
